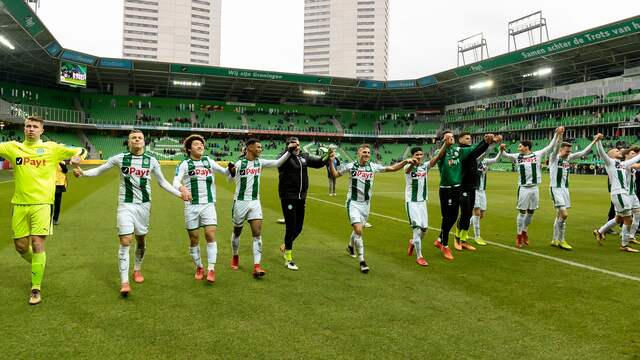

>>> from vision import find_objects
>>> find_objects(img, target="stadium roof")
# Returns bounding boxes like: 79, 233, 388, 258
1, 1, 639, 110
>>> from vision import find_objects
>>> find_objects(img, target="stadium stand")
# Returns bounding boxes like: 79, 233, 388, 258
443, 87, 640, 131
0, 6, 637, 172
0, 81, 76, 109
375, 143, 408, 164
43, 131, 83, 148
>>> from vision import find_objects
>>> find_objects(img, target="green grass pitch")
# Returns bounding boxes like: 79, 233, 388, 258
1, 167, 639, 359
60, 77, 86, 87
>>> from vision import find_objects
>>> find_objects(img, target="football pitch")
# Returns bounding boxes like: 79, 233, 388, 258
1, 167, 639, 359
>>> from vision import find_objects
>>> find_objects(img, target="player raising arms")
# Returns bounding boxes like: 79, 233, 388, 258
547, 134, 600, 250
452, 133, 502, 250
404, 137, 453, 266
0, 116, 85, 305
499, 127, 564, 248
228, 138, 297, 278
74, 130, 184, 296
434, 132, 495, 260
593, 140, 640, 251
329, 144, 414, 273
172, 134, 231, 283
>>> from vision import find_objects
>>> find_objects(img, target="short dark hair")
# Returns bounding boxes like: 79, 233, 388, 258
459, 132, 471, 138
245, 138, 260, 147
410, 146, 423, 155
184, 134, 205, 155
286, 136, 299, 143
129, 129, 143, 136
560, 142, 572, 148
358, 144, 370, 151
442, 130, 453, 137
520, 140, 532, 149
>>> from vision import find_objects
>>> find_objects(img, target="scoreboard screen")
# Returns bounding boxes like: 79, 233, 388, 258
59, 61, 87, 88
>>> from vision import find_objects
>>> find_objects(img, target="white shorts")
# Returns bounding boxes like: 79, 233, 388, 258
611, 193, 633, 217
185, 203, 217, 230
347, 200, 370, 225
630, 195, 640, 210
232, 200, 262, 226
117, 202, 151, 236
517, 186, 539, 210
550, 187, 571, 209
474, 190, 487, 211
405, 201, 428, 229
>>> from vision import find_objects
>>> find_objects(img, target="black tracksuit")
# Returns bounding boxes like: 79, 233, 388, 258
278, 151, 327, 250
438, 141, 489, 246
457, 144, 482, 233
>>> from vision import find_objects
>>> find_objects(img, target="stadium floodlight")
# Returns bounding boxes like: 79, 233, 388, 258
172, 80, 202, 87
469, 80, 494, 90
522, 67, 553, 78
457, 33, 489, 66
535, 67, 553, 76
0, 35, 15, 50
508, 11, 549, 52
303, 89, 326, 96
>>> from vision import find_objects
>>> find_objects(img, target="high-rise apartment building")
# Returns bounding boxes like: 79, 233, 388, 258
303, 0, 389, 80
122, 0, 221, 65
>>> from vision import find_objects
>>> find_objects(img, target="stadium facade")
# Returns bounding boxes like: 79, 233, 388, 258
0, 1, 638, 166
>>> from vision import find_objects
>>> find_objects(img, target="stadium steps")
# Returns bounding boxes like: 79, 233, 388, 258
331, 118, 343, 132
76, 130, 97, 159
241, 114, 249, 129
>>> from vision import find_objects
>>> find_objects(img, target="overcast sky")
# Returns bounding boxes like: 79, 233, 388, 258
35, 0, 640, 80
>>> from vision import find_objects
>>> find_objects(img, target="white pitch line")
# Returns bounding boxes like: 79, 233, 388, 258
483, 240, 640, 282
0, 180, 13, 184
307, 195, 640, 283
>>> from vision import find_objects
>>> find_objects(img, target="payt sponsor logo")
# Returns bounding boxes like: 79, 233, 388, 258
15, 157, 47, 168
352, 170, 373, 180
189, 168, 212, 177
240, 168, 261, 176
517, 156, 539, 164
122, 167, 150, 177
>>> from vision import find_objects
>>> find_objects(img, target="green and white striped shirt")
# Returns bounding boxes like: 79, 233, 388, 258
595, 141, 640, 195
404, 163, 430, 202
173, 156, 229, 204
338, 161, 386, 202
476, 151, 501, 191
501, 133, 560, 187
232, 152, 291, 201
548, 141, 594, 189
83, 152, 180, 204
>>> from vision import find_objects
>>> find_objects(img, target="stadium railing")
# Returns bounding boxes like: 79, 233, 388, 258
443, 91, 640, 124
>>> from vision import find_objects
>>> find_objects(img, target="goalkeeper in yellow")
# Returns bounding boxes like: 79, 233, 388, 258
0, 116, 85, 305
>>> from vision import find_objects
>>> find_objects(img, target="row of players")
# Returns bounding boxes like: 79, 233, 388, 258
74, 126, 640, 297
1, 117, 639, 303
